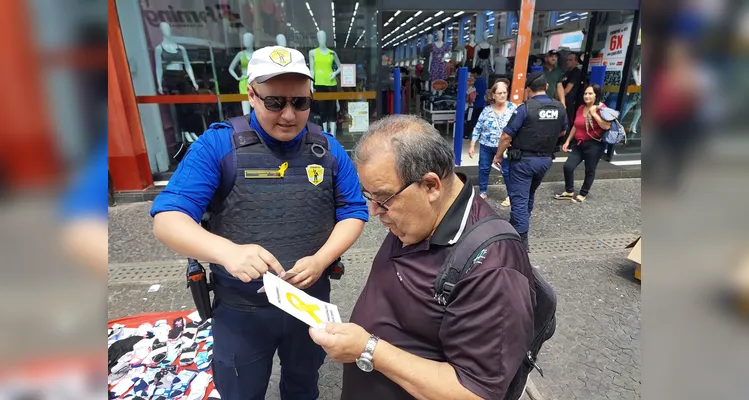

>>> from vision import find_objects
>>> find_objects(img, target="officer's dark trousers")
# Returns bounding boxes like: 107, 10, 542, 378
212, 278, 330, 400
507, 156, 553, 234
563, 139, 606, 197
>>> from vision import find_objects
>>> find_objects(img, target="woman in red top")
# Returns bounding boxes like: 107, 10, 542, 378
555, 84, 611, 203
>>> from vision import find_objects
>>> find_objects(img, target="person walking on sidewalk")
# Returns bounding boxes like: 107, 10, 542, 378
555, 83, 611, 203
468, 79, 516, 205
495, 71, 568, 250
150, 46, 368, 400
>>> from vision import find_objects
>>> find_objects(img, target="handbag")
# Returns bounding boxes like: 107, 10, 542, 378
584, 106, 627, 145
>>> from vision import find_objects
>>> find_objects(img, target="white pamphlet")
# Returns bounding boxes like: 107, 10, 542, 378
262, 273, 342, 328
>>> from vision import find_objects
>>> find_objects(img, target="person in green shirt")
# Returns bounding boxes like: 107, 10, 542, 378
542, 50, 566, 108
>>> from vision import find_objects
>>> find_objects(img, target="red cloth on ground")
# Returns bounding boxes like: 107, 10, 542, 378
108, 310, 215, 400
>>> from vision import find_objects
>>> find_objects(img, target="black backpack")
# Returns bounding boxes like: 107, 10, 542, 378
434, 216, 557, 400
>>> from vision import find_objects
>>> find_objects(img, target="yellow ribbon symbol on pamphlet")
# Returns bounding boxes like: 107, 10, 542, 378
286, 293, 322, 324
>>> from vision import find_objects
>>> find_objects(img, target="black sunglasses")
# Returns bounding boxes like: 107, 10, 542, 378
252, 87, 313, 112
362, 182, 417, 212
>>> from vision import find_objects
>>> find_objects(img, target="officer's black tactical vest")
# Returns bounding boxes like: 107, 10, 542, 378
207, 116, 337, 288
512, 98, 566, 155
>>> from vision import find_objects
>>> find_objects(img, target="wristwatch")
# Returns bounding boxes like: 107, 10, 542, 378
355, 334, 379, 372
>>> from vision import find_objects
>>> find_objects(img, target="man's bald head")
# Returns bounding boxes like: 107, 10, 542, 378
354, 115, 455, 186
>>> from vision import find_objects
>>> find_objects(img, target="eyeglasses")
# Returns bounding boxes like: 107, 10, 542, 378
251, 87, 313, 112
362, 182, 417, 212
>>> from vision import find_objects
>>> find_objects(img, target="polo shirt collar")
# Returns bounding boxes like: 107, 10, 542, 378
430, 173, 475, 246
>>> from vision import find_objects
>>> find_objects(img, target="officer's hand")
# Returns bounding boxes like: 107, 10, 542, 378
286, 255, 327, 289
493, 153, 502, 164
309, 322, 370, 364
468, 147, 475, 159
221, 244, 285, 283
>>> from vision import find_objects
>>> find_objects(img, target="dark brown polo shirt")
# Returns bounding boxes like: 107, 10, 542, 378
341, 173, 536, 400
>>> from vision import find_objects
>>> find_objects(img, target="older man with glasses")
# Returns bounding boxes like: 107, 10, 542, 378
309, 114, 537, 400
150, 46, 367, 399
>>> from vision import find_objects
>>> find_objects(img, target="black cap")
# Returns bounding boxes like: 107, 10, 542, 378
525, 71, 546, 88
547, 49, 559, 56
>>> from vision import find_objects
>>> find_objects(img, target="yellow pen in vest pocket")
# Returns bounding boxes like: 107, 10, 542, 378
244, 162, 289, 179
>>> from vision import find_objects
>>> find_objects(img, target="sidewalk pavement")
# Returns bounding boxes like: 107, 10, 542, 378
109, 178, 642, 400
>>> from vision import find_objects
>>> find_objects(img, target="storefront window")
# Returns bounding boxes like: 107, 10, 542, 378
381, 10, 518, 148
534, 9, 640, 155
115, 0, 378, 176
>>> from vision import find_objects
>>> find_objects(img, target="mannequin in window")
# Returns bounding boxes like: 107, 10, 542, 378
276, 34, 287, 46
155, 22, 198, 94
420, 34, 433, 91
428, 30, 450, 94
228, 32, 254, 115
309, 30, 342, 136
463, 33, 476, 67
472, 29, 494, 81
494, 50, 509, 77
154, 21, 200, 160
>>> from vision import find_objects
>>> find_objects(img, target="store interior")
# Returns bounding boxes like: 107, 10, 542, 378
380, 9, 641, 165
114, 1, 640, 179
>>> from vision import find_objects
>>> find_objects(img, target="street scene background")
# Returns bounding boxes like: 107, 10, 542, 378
108, 178, 642, 399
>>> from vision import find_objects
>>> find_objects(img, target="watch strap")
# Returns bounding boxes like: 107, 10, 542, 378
363, 334, 379, 357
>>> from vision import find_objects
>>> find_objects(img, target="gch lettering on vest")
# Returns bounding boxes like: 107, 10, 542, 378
538, 110, 559, 120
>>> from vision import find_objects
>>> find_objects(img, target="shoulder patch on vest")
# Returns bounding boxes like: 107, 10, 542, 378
306, 164, 324, 186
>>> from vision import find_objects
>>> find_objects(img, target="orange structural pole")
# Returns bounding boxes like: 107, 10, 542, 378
108, 0, 153, 191
0, 1, 61, 189
509, 0, 536, 105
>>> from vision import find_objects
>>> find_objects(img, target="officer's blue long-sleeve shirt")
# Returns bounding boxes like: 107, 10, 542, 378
503, 94, 569, 137
150, 112, 369, 224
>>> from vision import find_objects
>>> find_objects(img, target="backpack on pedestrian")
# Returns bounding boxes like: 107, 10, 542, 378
433, 216, 557, 400
599, 107, 627, 145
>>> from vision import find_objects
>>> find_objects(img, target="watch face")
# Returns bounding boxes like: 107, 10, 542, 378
356, 358, 374, 372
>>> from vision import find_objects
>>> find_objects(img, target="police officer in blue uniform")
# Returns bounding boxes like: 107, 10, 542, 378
495, 71, 568, 250
150, 46, 368, 399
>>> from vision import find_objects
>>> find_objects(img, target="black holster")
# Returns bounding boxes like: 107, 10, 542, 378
329, 258, 345, 280
186, 258, 213, 321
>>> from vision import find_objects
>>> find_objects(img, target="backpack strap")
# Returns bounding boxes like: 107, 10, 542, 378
433, 216, 520, 305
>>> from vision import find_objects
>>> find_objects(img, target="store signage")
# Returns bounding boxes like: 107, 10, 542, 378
348, 102, 370, 133
604, 22, 632, 58
141, 3, 242, 29
340, 64, 356, 87
602, 22, 632, 72
139, 0, 260, 47
431, 80, 448, 91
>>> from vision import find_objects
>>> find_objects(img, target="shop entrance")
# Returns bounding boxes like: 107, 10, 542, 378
379, 6, 641, 166
378, 8, 519, 166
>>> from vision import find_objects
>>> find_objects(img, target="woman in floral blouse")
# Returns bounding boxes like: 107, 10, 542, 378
468, 79, 517, 203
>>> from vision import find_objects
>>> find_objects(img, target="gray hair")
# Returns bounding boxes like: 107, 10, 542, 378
353, 115, 455, 184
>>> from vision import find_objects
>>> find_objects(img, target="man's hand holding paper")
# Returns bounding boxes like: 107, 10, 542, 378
262, 272, 342, 329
